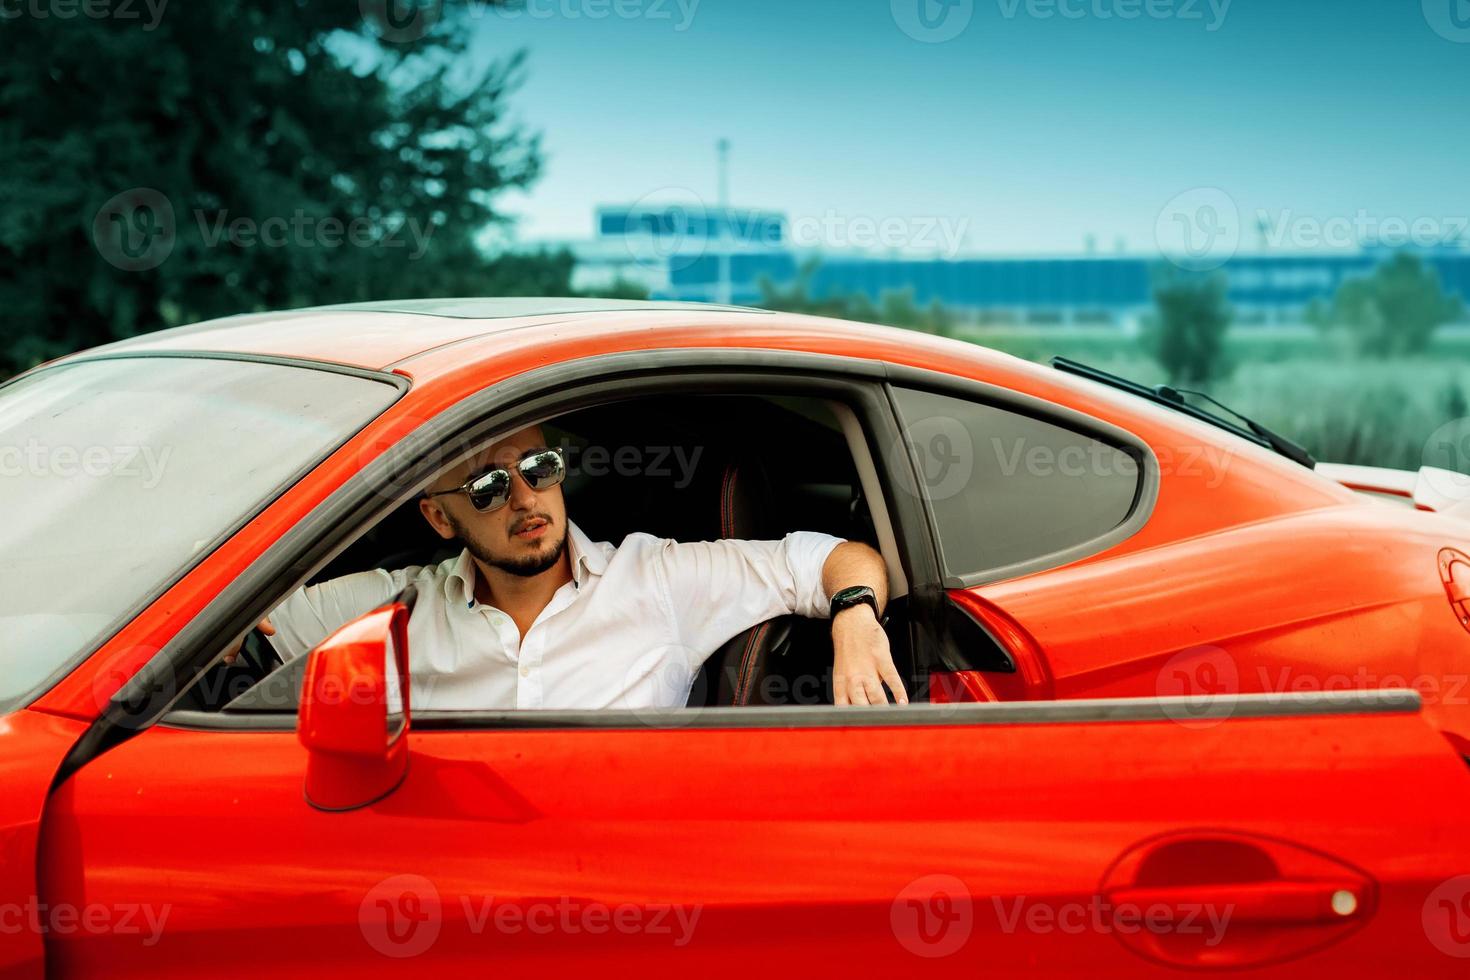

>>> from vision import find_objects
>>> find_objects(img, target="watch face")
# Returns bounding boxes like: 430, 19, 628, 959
833, 586, 872, 605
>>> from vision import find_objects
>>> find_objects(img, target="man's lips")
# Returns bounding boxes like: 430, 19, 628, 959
512, 517, 550, 540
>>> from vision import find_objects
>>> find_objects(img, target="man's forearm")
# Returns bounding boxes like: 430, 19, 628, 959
821, 541, 888, 615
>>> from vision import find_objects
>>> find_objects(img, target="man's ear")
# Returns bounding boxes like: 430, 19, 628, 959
418, 497, 457, 540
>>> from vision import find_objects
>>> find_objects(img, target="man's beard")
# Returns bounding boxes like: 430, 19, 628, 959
448, 512, 567, 578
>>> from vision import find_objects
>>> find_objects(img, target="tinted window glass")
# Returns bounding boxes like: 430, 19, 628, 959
893, 387, 1141, 576
0, 357, 399, 710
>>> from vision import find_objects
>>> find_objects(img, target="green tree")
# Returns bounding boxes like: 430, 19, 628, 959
1143, 266, 1233, 385
0, 3, 556, 375
1316, 252, 1463, 356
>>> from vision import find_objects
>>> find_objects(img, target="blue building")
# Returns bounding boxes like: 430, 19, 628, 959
550, 204, 1470, 327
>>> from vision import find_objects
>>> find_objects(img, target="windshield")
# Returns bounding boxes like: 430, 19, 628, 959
0, 356, 401, 711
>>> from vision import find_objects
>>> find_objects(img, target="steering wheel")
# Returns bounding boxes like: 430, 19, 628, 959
235, 625, 283, 680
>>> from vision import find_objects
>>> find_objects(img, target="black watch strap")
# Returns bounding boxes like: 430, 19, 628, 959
829, 585, 879, 620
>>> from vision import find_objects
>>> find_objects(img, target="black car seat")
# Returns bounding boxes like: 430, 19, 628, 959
693, 455, 802, 706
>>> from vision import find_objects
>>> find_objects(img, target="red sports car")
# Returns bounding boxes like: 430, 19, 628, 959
3, 298, 1470, 977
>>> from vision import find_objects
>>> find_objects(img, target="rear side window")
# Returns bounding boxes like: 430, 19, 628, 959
892, 386, 1143, 578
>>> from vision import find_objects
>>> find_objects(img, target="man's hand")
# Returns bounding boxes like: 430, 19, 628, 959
221, 618, 275, 666
832, 607, 908, 706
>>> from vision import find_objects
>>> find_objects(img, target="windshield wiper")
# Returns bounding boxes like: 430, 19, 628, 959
1050, 357, 1316, 469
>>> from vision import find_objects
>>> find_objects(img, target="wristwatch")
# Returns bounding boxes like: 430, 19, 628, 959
829, 585, 880, 622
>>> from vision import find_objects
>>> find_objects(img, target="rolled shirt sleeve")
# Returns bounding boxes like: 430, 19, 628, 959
264, 566, 418, 662
650, 531, 845, 664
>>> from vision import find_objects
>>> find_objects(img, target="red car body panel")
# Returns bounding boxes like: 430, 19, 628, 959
7, 303, 1470, 974
31, 704, 1470, 977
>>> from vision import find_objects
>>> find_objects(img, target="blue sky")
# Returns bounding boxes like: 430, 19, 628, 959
466, 0, 1470, 255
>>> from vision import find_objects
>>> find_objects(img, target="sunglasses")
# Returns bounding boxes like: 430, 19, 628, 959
423, 447, 567, 513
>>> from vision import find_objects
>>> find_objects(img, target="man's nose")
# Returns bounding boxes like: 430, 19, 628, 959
507, 469, 539, 510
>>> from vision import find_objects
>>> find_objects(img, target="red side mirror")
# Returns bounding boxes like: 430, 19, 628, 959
297, 587, 415, 811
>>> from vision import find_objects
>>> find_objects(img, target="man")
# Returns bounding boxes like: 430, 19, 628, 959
246, 424, 906, 710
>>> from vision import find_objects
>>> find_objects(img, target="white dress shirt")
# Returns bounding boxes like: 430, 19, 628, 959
266, 521, 843, 710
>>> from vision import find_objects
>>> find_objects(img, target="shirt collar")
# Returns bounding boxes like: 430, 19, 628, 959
445, 519, 605, 607
566, 519, 607, 586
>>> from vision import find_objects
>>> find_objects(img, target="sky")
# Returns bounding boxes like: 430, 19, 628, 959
463, 0, 1470, 257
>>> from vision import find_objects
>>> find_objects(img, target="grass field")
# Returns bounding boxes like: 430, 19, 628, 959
950, 326, 1470, 471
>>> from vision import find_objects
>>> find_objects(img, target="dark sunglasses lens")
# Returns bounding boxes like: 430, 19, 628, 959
467, 469, 511, 511
519, 450, 566, 490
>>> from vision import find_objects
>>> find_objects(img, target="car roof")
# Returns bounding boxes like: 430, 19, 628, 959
299, 297, 769, 318
69, 297, 784, 372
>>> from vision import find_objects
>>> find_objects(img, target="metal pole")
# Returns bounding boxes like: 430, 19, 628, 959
716, 139, 732, 304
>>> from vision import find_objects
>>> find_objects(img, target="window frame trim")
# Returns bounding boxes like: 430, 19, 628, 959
883, 363, 1161, 589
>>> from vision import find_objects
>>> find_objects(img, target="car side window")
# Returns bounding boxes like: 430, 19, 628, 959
891, 386, 1143, 579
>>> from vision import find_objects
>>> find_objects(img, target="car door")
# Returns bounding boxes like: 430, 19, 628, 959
33, 679, 1470, 977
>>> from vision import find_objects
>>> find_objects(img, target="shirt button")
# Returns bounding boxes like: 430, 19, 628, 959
519, 666, 530, 678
